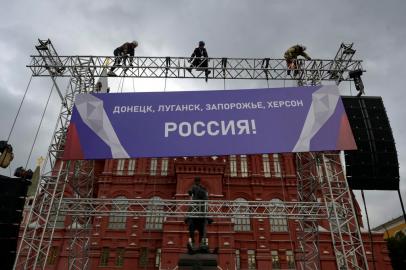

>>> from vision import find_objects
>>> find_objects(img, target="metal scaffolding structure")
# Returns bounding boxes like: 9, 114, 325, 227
14, 39, 96, 270
319, 153, 368, 270
294, 43, 367, 270
15, 39, 368, 270
58, 198, 327, 219
296, 152, 322, 270
27, 52, 362, 82
295, 152, 369, 270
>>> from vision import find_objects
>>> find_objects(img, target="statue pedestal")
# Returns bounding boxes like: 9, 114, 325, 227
178, 253, 218, 270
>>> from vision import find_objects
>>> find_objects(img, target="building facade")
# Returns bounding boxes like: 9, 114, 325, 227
22, 154, 392, 269
373, 215, 406, 239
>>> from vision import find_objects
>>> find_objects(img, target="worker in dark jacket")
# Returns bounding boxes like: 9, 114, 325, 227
187, 41, 211, 81
284, 44, 311, 75
108, 41, 138, 76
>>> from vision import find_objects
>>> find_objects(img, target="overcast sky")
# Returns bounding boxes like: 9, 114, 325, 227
0, 0, 405, 228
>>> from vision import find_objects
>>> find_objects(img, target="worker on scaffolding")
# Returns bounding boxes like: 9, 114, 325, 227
108, 41, 138, 76
0, 140, 14, 168
187, 41, 211, 82
284, 44, 311, 76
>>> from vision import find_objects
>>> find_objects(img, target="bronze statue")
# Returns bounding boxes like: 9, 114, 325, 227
184, 177, 213, 254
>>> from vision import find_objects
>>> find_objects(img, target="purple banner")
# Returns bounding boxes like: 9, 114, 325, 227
63, 85, 356, 159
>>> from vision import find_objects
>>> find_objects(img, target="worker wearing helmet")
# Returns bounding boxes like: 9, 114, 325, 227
108, 41, 138, 76
187, 41, 211, 81
284, 44, 311, 75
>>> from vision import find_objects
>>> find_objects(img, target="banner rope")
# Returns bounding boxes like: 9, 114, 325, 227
6, 75, 33, 142
25, 84, 54, 169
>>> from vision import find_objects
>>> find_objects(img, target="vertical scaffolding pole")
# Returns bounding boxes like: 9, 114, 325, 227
320, 152, 368, 270
296, 152, 321, 270
67, 160, 95, 270
14, 40, 96, 270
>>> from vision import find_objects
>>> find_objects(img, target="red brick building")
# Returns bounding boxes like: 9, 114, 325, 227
23, 154, 392, 269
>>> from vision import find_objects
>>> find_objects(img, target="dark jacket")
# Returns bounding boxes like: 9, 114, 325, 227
190, 47, 208, 59
190, 47, 209, 67
116, 42, 137, 56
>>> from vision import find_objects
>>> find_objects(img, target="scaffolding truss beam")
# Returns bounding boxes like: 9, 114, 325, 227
57, 198, 327, 219
28, 55, 363, 81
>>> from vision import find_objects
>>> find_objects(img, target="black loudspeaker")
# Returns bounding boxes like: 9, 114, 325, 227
342, 96, 399, 190
0, 175, 30, 270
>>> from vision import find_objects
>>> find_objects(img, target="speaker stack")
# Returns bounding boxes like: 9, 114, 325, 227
342, 96, 399, 190
0, 175, 30, 269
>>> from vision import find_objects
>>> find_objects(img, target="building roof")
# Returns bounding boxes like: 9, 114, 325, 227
373, 215, 405, 232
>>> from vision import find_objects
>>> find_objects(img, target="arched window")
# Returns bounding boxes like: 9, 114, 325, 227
271, 250, 280, 269
161, 158, 168, 176
108, 196, 128, 230
272, 154, 282, 177
128, 159, 136, 175
270, 198, 288, 232
247, 250, 256, 270
146, 196, 164, 230
232, 198, 250, 231
262, 154, 271, 177
150, 158, 158, 175
240, 155, 248, 177
116, 159, 125, 175
229, 155, 237, 177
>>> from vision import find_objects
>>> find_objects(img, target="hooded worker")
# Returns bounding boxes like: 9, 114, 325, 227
284, 44, 311, 75
108, 41, 138, 76
187, 41, 211, 81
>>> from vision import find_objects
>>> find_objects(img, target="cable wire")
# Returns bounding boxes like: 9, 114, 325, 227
398, 189, 406, 223
7, 75, 33, 142
25, 84, 54, 169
